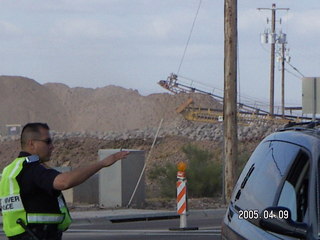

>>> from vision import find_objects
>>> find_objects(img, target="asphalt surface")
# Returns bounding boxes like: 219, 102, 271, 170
65, 208, 224, 240
0, 208, 226, 240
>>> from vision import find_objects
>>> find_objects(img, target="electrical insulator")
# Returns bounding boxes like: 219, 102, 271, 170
278, 33, 287, 44
268, 33, 277, 44
260, 33, 268, 44
286, 56, 291, 63
285, 48, 291, 62
276, 56, 282, 62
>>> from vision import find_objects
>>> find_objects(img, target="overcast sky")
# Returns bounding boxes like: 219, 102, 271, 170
0, 0, 319, 111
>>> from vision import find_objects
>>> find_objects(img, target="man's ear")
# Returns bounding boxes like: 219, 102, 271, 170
24, 139, 36, 151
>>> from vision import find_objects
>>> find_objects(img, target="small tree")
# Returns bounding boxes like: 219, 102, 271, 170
148, 162, 177, 198
182, 144, 222, 197
148, 144, 222, 198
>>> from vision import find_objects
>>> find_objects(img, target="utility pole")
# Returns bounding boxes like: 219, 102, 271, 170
258, 4, 289, 117
281, 43, 285, 117
270, 4, 276, 117
223, 0, 237, 203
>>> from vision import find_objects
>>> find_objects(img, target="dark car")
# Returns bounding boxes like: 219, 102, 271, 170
222, 122, 320, 239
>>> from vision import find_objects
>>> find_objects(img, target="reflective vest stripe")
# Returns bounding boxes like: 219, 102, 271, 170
27, 214, 64, 224
8, 159, 24, 195
58, 196, 65, 208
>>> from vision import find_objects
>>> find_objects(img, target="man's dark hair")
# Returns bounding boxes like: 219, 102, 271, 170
21, 123, 50, 148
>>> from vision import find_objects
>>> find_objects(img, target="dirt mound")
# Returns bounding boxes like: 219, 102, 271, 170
0, 76, 70, 131
0, 76, 221, 133
45, 82, 220, 132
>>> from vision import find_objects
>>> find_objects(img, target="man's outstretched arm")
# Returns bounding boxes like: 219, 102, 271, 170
53, 151, 130, 190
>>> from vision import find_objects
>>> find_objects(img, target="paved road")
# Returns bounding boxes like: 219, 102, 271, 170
0, 209, 224, 240
63, 229, 221, 240
63, 209, 223, 240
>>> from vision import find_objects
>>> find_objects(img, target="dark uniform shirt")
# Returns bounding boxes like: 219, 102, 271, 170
10, 152, 62, 240
16, 152, 61, 213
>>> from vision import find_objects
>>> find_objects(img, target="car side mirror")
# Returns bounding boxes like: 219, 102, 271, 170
259, 207, 308, 239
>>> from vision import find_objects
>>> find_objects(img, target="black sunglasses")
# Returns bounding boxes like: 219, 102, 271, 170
33, 138, 53, 145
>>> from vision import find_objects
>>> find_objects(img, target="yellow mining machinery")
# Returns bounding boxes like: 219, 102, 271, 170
175, 97, 300, 125
159, 73, 308, 125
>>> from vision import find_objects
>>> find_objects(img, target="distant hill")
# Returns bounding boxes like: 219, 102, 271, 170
0, 76, 70, 132
0, 76, 222, 132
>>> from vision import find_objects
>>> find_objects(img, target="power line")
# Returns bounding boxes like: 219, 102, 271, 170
177, 0, 202, 75
177, 73, 273, 107
286, 61, 305, 78
285, 68, 303, 80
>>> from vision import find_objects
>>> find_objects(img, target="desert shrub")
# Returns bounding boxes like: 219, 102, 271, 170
148, 144, 222, 198
148, 162, 177, 197
182, 144, 222, 197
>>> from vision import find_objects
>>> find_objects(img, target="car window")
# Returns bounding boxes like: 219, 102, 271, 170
277, 151, 309, 222
233, 141, 301, 212
278, 181, 297, 221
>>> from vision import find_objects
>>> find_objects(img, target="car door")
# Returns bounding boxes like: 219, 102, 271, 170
260, 148, 314, 239
222, 140, 305, 240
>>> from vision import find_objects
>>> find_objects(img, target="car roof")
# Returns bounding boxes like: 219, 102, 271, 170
262, 121, 320, 152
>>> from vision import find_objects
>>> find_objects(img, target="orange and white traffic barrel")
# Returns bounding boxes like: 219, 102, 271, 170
177, 179, 187, 215
170, 161, 198, 231
177, 172, 187, 218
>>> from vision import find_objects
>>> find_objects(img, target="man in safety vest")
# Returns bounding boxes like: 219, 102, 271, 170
0, 122, 129, 240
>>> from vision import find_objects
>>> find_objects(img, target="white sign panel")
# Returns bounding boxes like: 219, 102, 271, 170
302, 77, 320, 114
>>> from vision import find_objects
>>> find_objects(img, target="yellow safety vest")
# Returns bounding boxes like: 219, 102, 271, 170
0, 156, 72, 237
